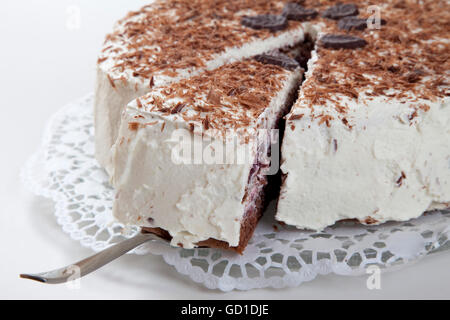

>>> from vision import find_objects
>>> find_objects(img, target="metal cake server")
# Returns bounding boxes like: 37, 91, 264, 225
20, 232, 158, 284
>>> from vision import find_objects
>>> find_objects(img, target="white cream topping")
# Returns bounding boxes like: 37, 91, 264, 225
94, 69, 148, 174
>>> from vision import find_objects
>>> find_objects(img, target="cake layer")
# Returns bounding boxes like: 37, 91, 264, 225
277, 0, 450, 230
111, 59, 303, 249
95, 0, 310, 174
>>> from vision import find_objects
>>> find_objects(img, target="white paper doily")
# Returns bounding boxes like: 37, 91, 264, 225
21, 94, 450, 291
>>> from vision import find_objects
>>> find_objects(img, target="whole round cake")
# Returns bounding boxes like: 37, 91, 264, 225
95, 0, 450, 253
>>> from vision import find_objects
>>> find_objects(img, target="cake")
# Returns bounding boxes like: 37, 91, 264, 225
276, 0, 450, 230
111, 59, 303, 252
94, 0, 310, 175
95, 0, 450, 252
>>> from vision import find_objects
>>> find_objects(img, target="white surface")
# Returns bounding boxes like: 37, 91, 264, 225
1, 0, 449, 299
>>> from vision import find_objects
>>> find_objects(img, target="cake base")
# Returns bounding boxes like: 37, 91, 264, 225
142, 193, 265, 254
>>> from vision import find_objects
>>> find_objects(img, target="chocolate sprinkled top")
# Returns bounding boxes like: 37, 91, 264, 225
98, 0, 302, 87
130, 59, 295, 136
288, 0, 449, 128
99, 0, 449, 132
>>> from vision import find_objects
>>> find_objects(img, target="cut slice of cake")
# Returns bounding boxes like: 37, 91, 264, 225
95, 0, 311, 175
277, 0, 450, 231
111, 58, 303, 252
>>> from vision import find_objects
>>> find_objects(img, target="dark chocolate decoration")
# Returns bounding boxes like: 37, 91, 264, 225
255, 51, 300, 70
320, 34, 367, 49
322, 3, 359, 20
338, 17, 368, 31
241, 14, 288, 32
282, 3, 318, 21
367, 18, 387, 27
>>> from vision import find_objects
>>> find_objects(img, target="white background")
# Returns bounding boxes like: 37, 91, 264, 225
1, 0, 449, 299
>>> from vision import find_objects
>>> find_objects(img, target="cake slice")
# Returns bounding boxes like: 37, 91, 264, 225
111, 58, 303, 252
277, 1, 450, 230
95, 0, 310, 175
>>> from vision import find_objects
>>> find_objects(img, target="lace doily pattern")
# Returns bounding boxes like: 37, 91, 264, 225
21, 94, 450, 291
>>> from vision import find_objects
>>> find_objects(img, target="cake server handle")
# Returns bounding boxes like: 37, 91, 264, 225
20, 231, 157, 284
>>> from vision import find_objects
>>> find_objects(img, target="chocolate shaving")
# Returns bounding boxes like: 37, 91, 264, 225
320, 34, 367, 49
289, 114, 304, 120
227, 86, 247, 96
171, 102, 186, 114
136, 98, 143, 108
203, 116, 210, 130
404, 69, 425, 83
149, 76, 155, 88
128, 122, 140, 131
363, 217, 379, 225
107, 74, 116, 89
396, 171, 407, 187
207, 88, 222, 105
